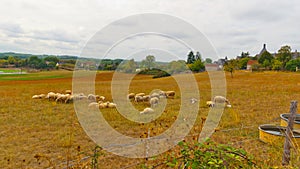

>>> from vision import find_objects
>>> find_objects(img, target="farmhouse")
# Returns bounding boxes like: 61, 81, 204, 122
246, 60, 258, 71
205, 63, 221, 71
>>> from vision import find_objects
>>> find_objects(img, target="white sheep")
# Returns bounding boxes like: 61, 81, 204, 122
107, 102, 117, 108
88, 102, 99, 109
149, 97, 159, 107
99, 96, 105, 102
140, 107, 154, 114
65, 94, 74, 103
135, 95, 143, 102
46, 92, 58, 101
142, 95, 151, 102
56, 94, 70, 103
32, 94, 45, 99
213, 96, 230, 104
209, 96, 231, 107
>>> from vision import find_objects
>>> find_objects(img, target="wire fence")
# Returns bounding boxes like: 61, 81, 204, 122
46, 114, 300, 169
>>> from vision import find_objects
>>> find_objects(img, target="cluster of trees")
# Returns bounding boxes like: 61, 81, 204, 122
119, 51, 208, 75
0, 55, 61, 70
224, 45, 300, 77
186, 51, 206, 72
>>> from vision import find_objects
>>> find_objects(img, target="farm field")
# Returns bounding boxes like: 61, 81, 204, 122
0, 70, 300, 168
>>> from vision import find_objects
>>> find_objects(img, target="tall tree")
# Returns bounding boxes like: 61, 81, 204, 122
121, 59, 137, 73
276, 45, 292, 69
7, 56, 16, 64
187, 51, 195, 64
144, 55, 156, 70
241, 52, 250, 58
205, 58, 212, 64
224, 59, 239, 78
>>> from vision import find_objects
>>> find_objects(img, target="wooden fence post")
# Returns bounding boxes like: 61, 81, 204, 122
282, 100, 297, 166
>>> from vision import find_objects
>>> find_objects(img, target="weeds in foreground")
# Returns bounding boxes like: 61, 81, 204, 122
162, 139, 255, 169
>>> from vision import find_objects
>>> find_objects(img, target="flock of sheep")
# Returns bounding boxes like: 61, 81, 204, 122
32, 90, 176, 113
33, 90, 231, 114
128, 90, 176, 114
32, 90, 117, 109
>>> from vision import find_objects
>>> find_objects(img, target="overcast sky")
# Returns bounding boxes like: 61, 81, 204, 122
0, 0, 299, 61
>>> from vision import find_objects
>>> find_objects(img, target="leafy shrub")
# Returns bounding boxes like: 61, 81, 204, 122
166, 139, 255, 169
139, 68, 171, 78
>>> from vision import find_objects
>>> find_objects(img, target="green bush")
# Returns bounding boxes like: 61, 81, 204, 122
166, 139, 255, 169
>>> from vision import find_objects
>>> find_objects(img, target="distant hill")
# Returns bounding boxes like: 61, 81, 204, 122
0, 52, 78, 60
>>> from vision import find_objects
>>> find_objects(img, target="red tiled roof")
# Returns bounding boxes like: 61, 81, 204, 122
247, 60, 258, 65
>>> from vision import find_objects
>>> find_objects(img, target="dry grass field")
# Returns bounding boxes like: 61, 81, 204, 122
0, 70, 300, 168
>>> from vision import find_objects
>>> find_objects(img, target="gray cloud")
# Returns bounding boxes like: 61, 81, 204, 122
0, 0, 300, 59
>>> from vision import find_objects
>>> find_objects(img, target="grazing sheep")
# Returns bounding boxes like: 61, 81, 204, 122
135, 95, 143, 102
213, 96, 230, 105
65, 95, 74, 103
207, 96, 231, 107
165, 91, 175, 99
87, 94, 100, 102
107, 102, 117, 108
140, 107, 154, 114
65, 90, 72, 94
127, 93, 135, 100
98, 102, 106, 109
88, 102, 99, 109
56, 94, 70, 103
32, 94, 45, 99
32, 95, 41, 99
46, 92, 58, 101
142, 95, 151, 102
149, 97, 159, 107
99, 96, 105, 102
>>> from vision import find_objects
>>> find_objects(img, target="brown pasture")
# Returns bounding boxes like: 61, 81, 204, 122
0, 70, 300, 168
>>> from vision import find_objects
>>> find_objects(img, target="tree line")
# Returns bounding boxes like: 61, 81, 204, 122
224, 45, 300, 77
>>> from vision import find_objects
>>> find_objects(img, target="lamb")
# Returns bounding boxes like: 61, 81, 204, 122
140, 107, 154, 114
149, 97, 159, 107
165, 91, 175, 99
